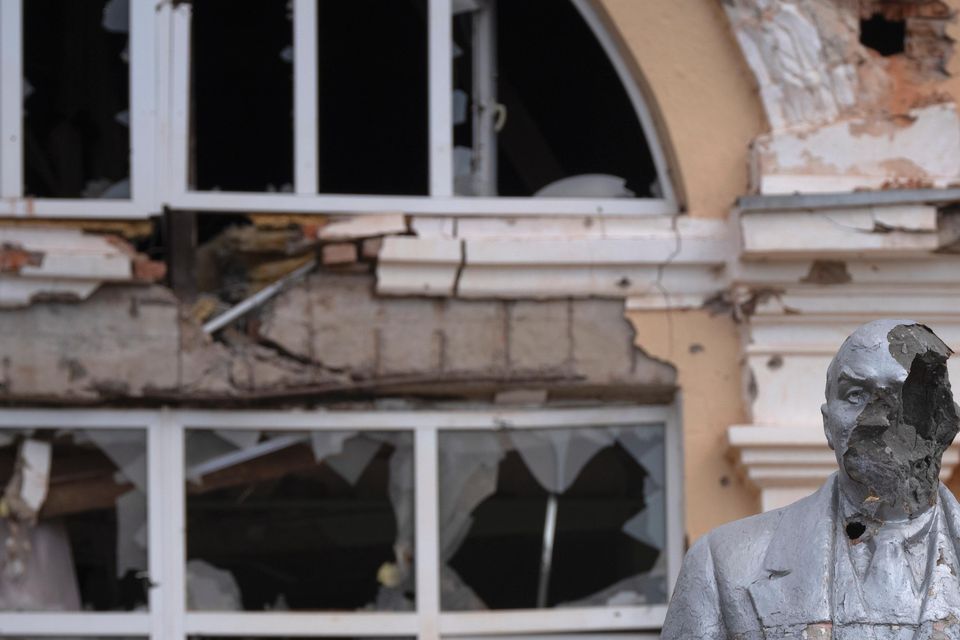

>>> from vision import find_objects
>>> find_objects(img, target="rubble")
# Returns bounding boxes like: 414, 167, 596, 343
0, 227, 165, 308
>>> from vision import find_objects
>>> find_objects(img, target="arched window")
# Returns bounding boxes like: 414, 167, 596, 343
0, 0, 676, 218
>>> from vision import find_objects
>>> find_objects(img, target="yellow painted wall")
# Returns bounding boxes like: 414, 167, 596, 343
625, 309, 758, 542
595, 0, 766, 218
592, 1, 766, 539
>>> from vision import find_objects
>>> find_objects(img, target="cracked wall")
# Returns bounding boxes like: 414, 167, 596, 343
0, 274, 676, 405
724, 0, 960, 193
624, 308, 757, 541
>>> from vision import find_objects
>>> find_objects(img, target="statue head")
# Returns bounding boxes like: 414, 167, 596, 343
822, 319, 959, 519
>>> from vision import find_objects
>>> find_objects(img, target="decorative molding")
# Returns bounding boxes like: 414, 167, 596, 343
729, 425, 960, 512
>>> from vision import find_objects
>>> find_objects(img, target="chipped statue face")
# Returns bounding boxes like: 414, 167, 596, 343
822, 321, 960, 519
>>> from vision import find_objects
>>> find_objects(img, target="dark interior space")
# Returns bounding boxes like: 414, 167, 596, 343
494, 0, 657, 197
186, 434, 408, 611
316, 0, 428, 195
0, 431, 148, 611
192, 0, 293, 192
448, 443, 658, 609
860, 13, 907, 56
23, 0, 130, 198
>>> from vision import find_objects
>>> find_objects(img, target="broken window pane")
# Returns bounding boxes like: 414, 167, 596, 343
316, 0, 429, 195
439, 425, 666, 610
192, 0, 294, 192
0, 429, 148, 611
23, 0, 131, 199
455, 0, 659, 198
185, 429, 414, 611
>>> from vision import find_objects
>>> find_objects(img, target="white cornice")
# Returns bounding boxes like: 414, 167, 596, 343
728, 425, 960, 511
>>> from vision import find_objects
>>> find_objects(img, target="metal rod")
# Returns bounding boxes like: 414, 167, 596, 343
536, 493, 558, 608
202, 259, 316, 334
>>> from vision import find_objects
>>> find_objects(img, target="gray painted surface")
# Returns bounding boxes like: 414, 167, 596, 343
663, 320, 960, 639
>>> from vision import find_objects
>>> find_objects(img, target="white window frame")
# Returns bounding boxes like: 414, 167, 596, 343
0, 405, 680, 639
0, 0, 676, 220
0, 0, 159, 219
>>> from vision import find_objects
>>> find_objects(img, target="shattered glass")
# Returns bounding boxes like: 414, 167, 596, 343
185, 429, 414, 611
0, 429, 148, 611
24, 0, 131, 199
439, 425, 666, 610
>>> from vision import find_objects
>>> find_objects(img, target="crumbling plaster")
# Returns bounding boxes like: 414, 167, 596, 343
0, 275, 677, 406
723, 0, 960, 193
624, 308, 757, 542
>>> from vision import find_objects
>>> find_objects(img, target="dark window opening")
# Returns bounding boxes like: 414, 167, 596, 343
860, 13, 907, 56
185, 430, 414, 611
443, 430, 666, 610
316, 0, 428, 195
0, 430, 148, 612
459, 0, 659, 198
23, 0, 130, 199
191, 0, 294, 192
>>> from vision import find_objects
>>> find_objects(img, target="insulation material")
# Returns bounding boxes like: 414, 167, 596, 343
186, 559, 242, 611
0, 519, 81, 611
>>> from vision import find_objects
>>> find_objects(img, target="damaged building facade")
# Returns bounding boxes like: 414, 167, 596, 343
4, 0, 960, 637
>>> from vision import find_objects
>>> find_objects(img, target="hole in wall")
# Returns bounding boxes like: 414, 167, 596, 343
860, 13, 907, 56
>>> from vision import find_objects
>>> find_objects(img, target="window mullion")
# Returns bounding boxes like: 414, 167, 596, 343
415, 427, 441, 640
293, 0, 319, 195
170, 3, 192, 197
428, 0, 454, 197
471, 0, 497, 197
157, 410, 187, 640
130, 0, 157, 213
0, 0, 23, 199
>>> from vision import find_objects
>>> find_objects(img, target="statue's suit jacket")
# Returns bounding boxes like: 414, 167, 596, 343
661, 474, 960, 640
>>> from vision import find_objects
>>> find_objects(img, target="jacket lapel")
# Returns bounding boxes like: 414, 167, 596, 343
916, 484, 960, 626
747, 475, 837, 629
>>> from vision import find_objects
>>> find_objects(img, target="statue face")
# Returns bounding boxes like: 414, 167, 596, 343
822, 321, 959, 517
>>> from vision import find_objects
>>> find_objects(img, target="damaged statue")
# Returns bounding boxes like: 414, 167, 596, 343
662, 319, 960, 639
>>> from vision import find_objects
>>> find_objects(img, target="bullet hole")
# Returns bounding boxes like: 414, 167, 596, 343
860, 13, 906, 56
846, 521, 866, 540
688, 343, 704, 354
719, 475, 730, 487
767, 354, 783, 370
